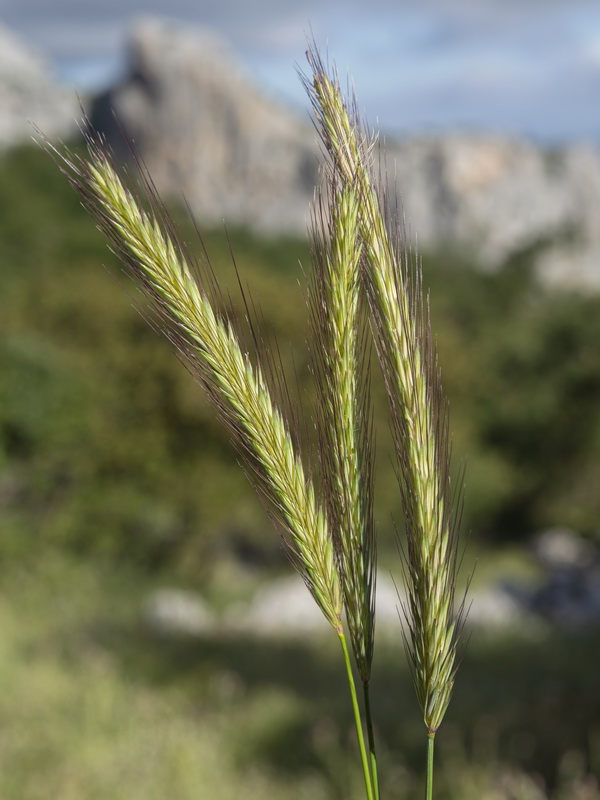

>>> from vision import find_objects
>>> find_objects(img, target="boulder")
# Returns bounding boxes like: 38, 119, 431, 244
226, 572, 404, 638
227, 575, 329, 637
143, 588, 216, 636
529, 529, 600, 627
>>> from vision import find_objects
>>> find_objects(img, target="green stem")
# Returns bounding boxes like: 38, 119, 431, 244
363, 681, 380, 800
425, 733, 435, 800
338, 633, 374, 800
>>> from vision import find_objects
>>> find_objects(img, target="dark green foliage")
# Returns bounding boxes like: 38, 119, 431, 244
0, 143, 308, 572
1, 143, 599, 576
428, 253, 600, 540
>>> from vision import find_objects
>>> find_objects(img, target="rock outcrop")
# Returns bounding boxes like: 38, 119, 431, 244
386, 135, 600, 288
91, 18, 318, 235
90, 17, 600, 289
0, 22, 78, 147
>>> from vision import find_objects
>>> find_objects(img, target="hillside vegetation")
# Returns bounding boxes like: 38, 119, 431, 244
0, 141, 599, 798
1, 143, 599, 577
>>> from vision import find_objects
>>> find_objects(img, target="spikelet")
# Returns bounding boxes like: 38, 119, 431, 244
304, 47, 464, 734
48, 135, 342, 633
309, 175, 376, 682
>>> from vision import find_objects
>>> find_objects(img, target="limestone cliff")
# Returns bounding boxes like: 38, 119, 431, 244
0, 22, 78, 147
91, 18, 317, 235
89, 18, 600, 289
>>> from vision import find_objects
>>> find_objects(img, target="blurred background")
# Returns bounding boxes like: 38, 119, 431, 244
0, 2, 599, 798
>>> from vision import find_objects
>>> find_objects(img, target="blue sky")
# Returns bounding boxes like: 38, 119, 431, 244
1, 0, 599, 143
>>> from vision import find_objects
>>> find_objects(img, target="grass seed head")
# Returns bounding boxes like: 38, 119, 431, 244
47, 133, 343, 633
304, 45, 466, 732
309, 173, 376, 681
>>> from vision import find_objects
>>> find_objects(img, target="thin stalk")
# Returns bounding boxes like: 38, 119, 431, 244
339, 633, 374, 800
362, 681, 380, 800
425, 733, 435, 800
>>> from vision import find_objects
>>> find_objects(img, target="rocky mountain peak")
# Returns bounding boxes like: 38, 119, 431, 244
91, 17, 318, 234
0, 21, 78, 147
87, 17, 600, 289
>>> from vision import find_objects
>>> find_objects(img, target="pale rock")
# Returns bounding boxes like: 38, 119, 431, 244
90, 16, 600, 289
229, 572, 404, 638
465, 585, 528, 629
532, 528, 595, 570
91, 17, 317, 235
229, 575, 328, 637
0, 21, 78, 147
530, 529, 600, 627
386, 135, 600, 288
143, 588, 216, 636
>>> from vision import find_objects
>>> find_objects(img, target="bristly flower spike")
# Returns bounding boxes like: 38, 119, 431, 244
47, 133, 343, 634
303, 45, 465, 744
309, 174, 376, 684
309, 170, 379, 798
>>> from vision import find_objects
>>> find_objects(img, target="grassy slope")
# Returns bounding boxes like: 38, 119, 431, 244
0, 551, 598, 799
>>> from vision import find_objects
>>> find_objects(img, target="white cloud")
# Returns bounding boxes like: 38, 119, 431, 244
582, 35, 600, 66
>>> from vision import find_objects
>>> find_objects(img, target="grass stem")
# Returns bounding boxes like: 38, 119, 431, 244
363, 681, 380, 800
425, 733, 435, 800
338, 633, 374, 800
